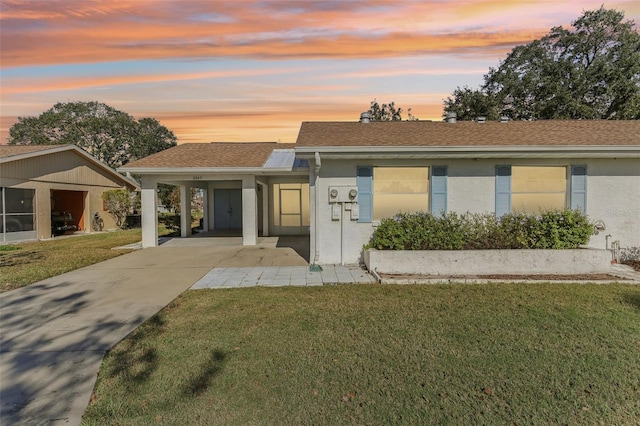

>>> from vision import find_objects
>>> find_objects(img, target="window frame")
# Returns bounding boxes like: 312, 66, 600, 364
495, 164, 587, 216
357, 165, 448, 223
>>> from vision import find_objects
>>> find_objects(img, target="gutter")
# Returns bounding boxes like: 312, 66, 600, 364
117, 167, 308, 175
312, 152, 321, 268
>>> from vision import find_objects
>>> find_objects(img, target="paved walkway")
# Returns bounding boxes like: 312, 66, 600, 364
192, 265, 374, 289
610, 263, 640, 282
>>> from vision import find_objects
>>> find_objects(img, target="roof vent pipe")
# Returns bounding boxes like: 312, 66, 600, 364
475, 116, 486, 123
359, 112, 371, 123
445, 111, 457, 123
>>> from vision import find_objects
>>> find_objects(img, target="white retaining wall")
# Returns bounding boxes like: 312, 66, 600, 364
364, 249, 612, 275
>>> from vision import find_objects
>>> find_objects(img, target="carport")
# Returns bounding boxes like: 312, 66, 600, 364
119, 142, 309, 249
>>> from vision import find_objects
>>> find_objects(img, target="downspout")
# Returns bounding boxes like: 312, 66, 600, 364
340, 202, 345, 265
312, 152, 322, 267
256, 180, 269, 237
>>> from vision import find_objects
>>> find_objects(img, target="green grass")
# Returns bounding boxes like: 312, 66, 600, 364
83, 284, 640, 425
0, 229, 143, 292
0, 226, 185, 293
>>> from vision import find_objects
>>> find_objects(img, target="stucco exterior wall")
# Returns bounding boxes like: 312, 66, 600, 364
314, 157, 640, 265
314, 160, 376, 264
585, 158, 640, 250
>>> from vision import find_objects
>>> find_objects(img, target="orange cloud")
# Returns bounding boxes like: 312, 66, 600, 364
1, 0, 555, 67
1, 67, 316, 94
3, 0, 636, 145
2, 29, 542, 68
137, 99, 446, 144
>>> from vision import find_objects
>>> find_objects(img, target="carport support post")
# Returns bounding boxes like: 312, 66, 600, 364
242, 176, 258, 245
180, 184, 191, 238
309, 157, 317, 264
201, 188, 209, 231
257, 180, 269, 237
141, 176, 158, 248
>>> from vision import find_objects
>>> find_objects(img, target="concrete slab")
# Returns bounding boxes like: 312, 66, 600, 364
190, 265, 374, 289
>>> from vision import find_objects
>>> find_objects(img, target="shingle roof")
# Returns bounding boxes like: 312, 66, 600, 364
295, 120, 640, 147
0, 145, 65, 158
122, 142, 296, 169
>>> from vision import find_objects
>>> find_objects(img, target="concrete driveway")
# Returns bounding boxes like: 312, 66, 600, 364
0, 240, 309, 425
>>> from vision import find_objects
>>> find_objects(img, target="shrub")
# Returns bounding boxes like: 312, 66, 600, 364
365, 209, 594, 250
620, 247, 640, 271
620, 247, 640, 263
463, 213, 508, 249
102, 189, 132, 229
158, 213, 196, 234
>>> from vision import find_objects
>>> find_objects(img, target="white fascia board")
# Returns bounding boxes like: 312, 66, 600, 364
119, 167, 264, 174
0, 145, 74, 163
295, 145, 640, 158
118, 166, 308, 176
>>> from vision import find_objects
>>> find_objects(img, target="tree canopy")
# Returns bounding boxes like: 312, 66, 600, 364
366, 100, 419, 121
367, 100, 403, 121
8, 101, 177, 168
443, 7, 640, 120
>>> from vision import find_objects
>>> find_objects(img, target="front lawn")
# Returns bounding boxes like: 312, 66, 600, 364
84, 284, 640, 425
0, 230, 144, 292
0, 224, 183, 293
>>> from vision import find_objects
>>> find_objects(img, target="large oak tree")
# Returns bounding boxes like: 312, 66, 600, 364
8, 101, 177, 168
443, 7, 640, 120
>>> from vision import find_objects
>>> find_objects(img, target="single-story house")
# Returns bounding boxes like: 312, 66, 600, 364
0, 145, 139, 243
121, 119, 640, 265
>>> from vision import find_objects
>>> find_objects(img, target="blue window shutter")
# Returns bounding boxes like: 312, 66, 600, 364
495, 165, 511, 217
357, 166, 373, 222
571, 165, 587, 212
431, 166, 447, 217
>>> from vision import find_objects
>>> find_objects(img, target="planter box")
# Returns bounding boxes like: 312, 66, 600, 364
364, 249, 611, 276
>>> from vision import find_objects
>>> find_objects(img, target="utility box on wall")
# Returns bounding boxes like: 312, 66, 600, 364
328, 186, 358, 203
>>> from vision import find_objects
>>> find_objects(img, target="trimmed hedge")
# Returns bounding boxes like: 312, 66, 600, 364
366, 210, 594, 250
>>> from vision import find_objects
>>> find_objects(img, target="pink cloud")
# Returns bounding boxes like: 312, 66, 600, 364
2, 0, 605, 67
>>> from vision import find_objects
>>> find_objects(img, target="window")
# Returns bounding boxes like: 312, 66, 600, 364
273, 183, 310, 227
1, 187, 36, 234
512, 166, 566, 213
495, 165, 586, 216
373, 167, 429, 220
357, 166, 449, 223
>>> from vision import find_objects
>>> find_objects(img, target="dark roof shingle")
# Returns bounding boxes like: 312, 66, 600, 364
122, 142, 295, 169
0, 145, 67, 158
295, 120, 640, 147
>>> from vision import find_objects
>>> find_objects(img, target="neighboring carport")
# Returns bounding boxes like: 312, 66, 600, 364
0, 145, 138, 242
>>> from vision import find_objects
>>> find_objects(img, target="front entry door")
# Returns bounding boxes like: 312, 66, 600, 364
214, 189, 242, 229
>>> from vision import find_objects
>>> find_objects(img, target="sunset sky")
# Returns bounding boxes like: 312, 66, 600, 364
1, 0, 638, 144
